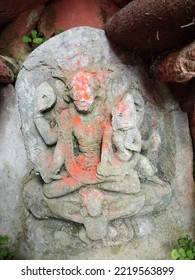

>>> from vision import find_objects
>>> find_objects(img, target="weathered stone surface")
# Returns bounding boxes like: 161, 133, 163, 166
0, 5, 45, 63
189, 107, 195, 144
38, 0, 119, 38
189, 107, 195, 178
105, 0, 195, 58
0, 55, 19, 84
0, 0, 48, 29
37, 4, 56, 38
19, 215, 81, 260
15, 27, 194, 259
0, 84, 32, 254
0, 58, 14, 84
150, 41, 195, 83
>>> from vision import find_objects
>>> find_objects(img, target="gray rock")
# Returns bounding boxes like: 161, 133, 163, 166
0, 84, 32, 253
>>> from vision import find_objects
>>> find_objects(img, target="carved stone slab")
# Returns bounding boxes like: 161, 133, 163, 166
15, 27, 194, 258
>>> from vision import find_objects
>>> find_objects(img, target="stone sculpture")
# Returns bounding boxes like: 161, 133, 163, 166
32, 70, 171, 241
16, 27, 174, 245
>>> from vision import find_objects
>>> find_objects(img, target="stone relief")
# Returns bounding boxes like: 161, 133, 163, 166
32, 70, 171, 241
16, 27, 175, 246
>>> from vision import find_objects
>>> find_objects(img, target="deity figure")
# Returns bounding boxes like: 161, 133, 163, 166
97, 94, 163, 191
32, 70, 171, 241
34, 71, 111, 198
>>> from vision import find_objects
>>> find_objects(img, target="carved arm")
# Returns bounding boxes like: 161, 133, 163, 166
100, 123, 114, 165
34, 82, 58, 145
124, 129, 142, 153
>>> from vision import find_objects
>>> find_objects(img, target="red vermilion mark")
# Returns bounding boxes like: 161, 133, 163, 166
77, 60, 81, 67
83, 93, 90, 100
117, 103, 126, 112
68, 162, 97, 183
74, 115, 82, 125
75, 84, 83, 91
90, 71, 97, 76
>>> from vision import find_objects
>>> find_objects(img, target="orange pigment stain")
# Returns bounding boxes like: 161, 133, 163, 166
102, 145, 109, 153
75, 84, 85, 92
77, 60, 81, 67
77, 155, 85, 164
83, 93, 90, 100
74, 115, 82, 125
117, 103, 126, 112
104, 134, 111, 141
74, 81, 89, 93
90, 71, 97, 76
74, 72, 91, 84
80, 191, 90, 199
70, 162, 97, 183
100, 122, 106, 130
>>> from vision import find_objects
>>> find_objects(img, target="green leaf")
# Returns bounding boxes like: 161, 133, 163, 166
186, 250, 194, 260
178, 236, 191, 247
0, 235, 10, 245
22, 36, 32, 43
37, 31, 44, 37
171, 249, 180, 260
33, 38, 43, 44
42, 37, 47, 43
0, 247, 9, 259
178, 248, 186, 258
31, 29, 38, 39
178, 237, 187, 247
55, 28, 64, 35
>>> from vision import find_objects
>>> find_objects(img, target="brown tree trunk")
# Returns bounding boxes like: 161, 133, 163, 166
150, 41, 195, 83
105, 0, 195, 59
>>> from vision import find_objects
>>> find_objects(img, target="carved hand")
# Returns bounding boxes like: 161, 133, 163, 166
34, 82, 57, 114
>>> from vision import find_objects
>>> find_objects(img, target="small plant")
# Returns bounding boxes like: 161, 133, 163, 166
171, 236, 195, 260
22, 28, 64, 49
22, 29, 47, 49
0, 235, 11, 260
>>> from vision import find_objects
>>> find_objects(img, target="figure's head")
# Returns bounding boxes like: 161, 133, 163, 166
112, 94, 137, 131
71, 71, 95, 113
